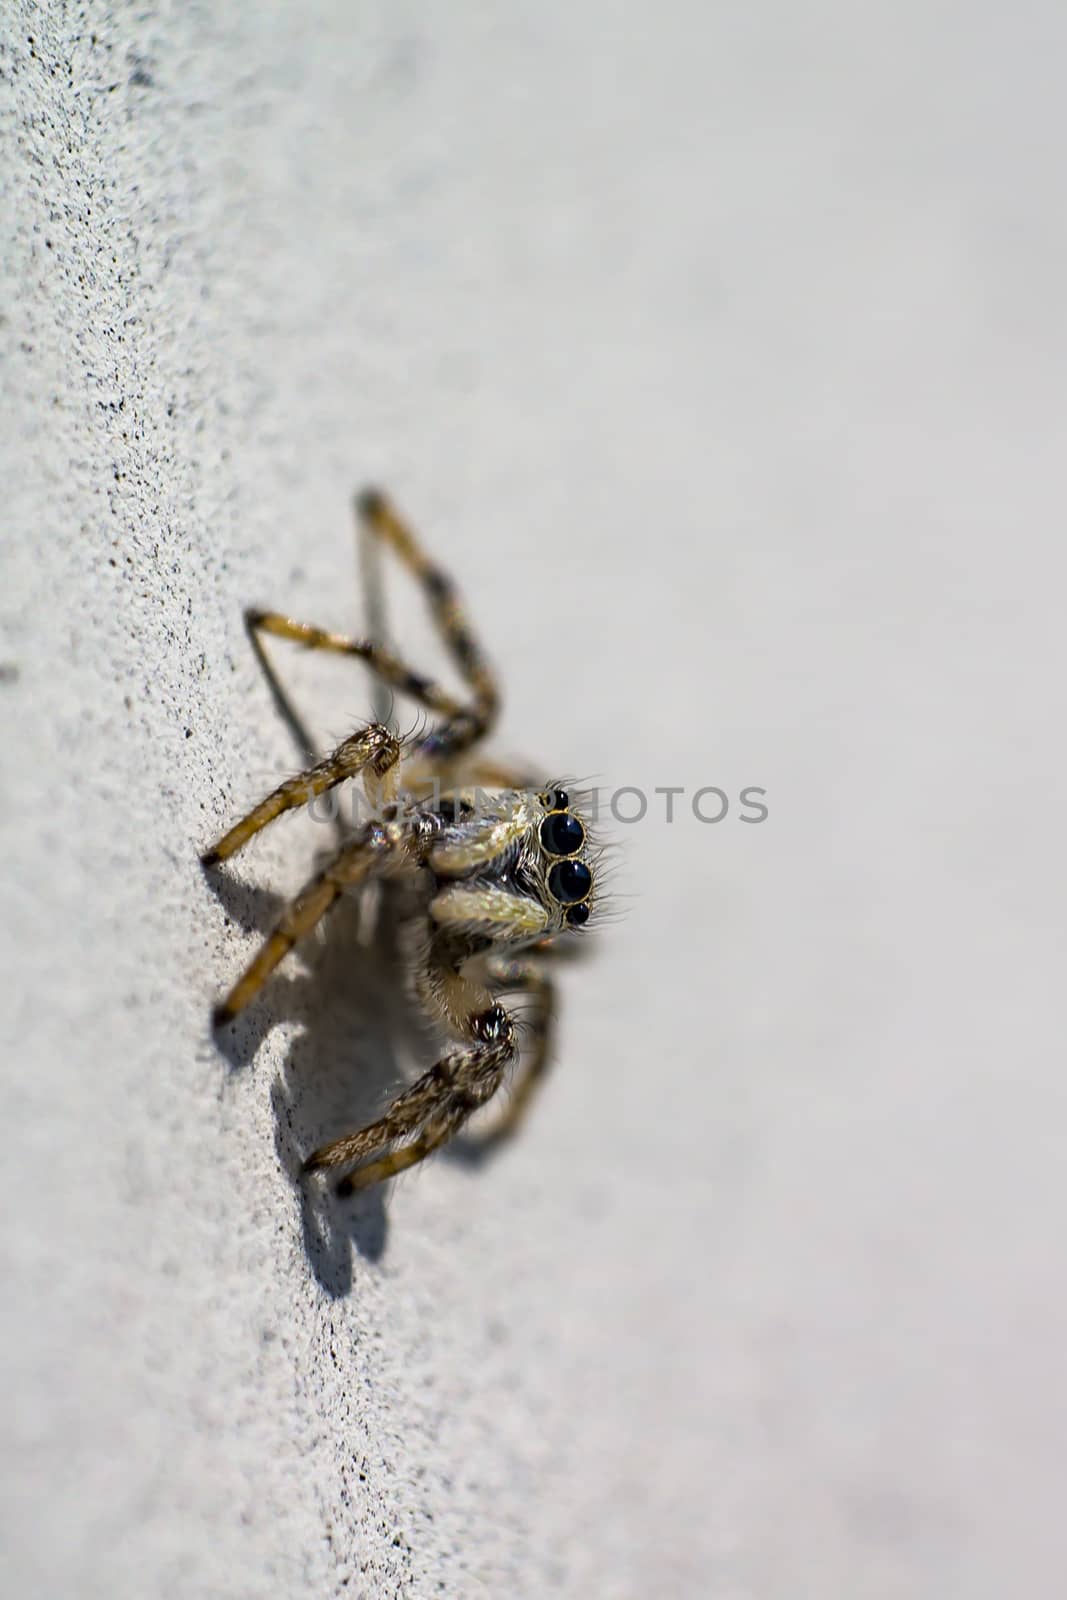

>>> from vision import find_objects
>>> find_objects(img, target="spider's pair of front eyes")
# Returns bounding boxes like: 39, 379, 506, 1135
539, 794, 592, 925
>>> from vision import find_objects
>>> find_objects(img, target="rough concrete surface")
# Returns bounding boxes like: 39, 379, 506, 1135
3, 3, 1066, 1597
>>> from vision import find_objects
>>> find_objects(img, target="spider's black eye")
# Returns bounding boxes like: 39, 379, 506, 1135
565, 902, 591, 928
539, 810, 585, 857
538, 787, 569, 812
548, 859, 592, 905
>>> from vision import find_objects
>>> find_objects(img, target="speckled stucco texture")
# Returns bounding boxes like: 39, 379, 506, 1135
3, 3, 1067, 1597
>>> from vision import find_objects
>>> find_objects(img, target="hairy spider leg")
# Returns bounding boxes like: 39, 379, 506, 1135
238, 488, 501, 768
201, 722, 401, 865
357, 490, 392, 727
303, 957, 519, 1191
473, 954, 557, 1146
211, 823, 415, 1025
243, 604, 321, 770
332, 1048, 513, 1193
355, 488, 500, 760
242, 609, 469, 725
302, 887, 555, 1190
231, 482, 491, 777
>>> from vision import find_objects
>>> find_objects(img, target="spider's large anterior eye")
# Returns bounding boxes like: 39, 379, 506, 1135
548, 859, 592, 905
539, 811, 585, 857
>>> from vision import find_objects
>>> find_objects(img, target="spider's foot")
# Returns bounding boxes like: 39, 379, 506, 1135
302, 1149, 372, 1198
355, 486, 387, 521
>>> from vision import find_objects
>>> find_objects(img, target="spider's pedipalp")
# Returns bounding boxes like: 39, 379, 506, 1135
429, 882, 552, 942
426, 788, 542, 877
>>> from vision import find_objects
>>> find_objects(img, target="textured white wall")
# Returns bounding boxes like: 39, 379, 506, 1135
4, 3, 1066, 1596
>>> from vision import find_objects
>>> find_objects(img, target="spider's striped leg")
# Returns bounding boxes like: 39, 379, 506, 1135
303, 938, 521, 1190
357, 493, 392, 726
303, 1003, 519, 1192
469, 955, 556, 1147
355, 489, 500, 760
244, 606, 320, 769
201, 721, 401, 866
211, 825, 411, 1025
333, 1080, 493, 1193
244, 609, 471, 728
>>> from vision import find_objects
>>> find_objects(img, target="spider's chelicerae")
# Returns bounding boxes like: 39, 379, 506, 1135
203, 490, 600, 1194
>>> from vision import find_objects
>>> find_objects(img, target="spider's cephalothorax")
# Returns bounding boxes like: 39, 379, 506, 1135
202, 490, 598, 1193
421, 783, 595, 948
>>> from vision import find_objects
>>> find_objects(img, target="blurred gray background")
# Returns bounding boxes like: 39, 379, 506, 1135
3, 3, 1065, 1596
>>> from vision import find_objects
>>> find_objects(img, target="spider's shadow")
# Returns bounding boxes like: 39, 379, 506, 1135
204, 863, 435, 1294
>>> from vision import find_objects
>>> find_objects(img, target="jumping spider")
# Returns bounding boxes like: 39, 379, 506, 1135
203, 490, 599, 1194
